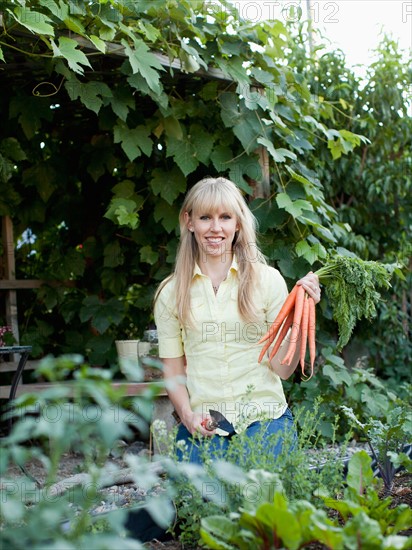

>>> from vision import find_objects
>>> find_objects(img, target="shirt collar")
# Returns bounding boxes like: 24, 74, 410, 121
193, 255, 238, 279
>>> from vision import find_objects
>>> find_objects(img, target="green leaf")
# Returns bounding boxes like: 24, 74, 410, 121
154, 200, 179, 233
150, 167, 186, 205
89, 35, 106, 53
163, 117, 183, 140
137, 20, 161, 42
51, 37, 92, 75
166, 136, 199, 176
80, 296, 125, 334
122, 38, 164, 94
200, 516, 238, 549
0, 46, 4, 62
104, 197, 143, 229
64, 15, 87, 36
113, 122, 153, 161
104, 241, 124, 268
140, 245, 159, 265
276, 193, 313, 218
295, 240, 319, 264
64, 76, 112, 114
257, 137, 297, 163
0, 137, 27, 161
322, 364, 352, 387
8, 7, 54, 36
346, 451, 375, 495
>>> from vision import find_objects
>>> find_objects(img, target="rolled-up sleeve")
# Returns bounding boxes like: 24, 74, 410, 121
154, 282, 184, 358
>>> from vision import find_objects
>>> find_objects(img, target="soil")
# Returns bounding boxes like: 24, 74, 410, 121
4, 449, 412, 549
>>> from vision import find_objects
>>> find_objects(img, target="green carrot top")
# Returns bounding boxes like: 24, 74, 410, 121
314, 254, 397, 350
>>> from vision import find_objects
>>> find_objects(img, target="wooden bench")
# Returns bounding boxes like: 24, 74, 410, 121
0, 347, 172, 442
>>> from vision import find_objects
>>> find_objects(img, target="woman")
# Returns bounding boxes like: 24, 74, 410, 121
154, 177, 321, 464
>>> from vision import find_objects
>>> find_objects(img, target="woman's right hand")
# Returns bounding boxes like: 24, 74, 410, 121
183, 411, 216, 437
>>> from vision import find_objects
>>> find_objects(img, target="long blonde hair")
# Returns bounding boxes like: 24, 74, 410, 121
156, 177, 266, 325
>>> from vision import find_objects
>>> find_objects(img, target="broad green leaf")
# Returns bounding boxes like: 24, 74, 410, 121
104, 241, 124, 268
163, 117, 183, 140
104, 198, 142, 229
210, 144, 233, 172
200, 516, 238, 549
89, 34, 106, 53
65, 77, 112, 114
295, 240, 319, 264
109, 88, 135, 121
0, 137, 27, 161
0, 46, 4, 62
251, 198, 287, 232
150, 167, 186, 205
154, 200, 179, 233
346, 451, 375, 495
180, 50, 201, 73
80, 296, 125, 334
285, 165, 317, 188
216, 57, 249, 86
122, 38, 164, 94
8, 7, 54, 36
64, 15, 87, 36
112, 180, 136, 198
113, 122, 153, 161
343, 512, 383, 548
276, 193, 313, 218
257, 137, 297, 162
140, 245, 159, 265
51, 37, 92, 75
166, 136, 199, 176
39, 0, 66, 18
322, 364, 352, 387
137, 20, 161, 42
9, 94, 53, 139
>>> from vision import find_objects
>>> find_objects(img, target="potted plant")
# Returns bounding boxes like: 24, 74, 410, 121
115, 327, 162, 382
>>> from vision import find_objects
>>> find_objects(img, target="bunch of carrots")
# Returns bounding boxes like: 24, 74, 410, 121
258, 254, 395, 380
258, 285, 316, 380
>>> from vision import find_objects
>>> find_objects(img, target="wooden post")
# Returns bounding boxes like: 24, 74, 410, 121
2, 216, 20, 343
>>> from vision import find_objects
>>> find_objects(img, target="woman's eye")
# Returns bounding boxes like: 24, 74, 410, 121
222, 215, 232, 220
200, 215, 210, 220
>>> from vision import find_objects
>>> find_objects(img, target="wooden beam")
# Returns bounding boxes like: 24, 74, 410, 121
2, 216, 19, 343
0, 381, 168, 399
73, 35, 237, 84
0, 280, 76, 289
0, 360, 38, 373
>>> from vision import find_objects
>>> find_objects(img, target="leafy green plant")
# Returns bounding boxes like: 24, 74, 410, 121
285, 348, 404, 440
0, 355, 173, 549
341, 404, 412, 492
152, 400, 350, 546
321, 451, 412, 539
200, 452, 412, 549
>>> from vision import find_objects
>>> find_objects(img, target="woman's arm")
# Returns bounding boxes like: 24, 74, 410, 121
162, 356, 215, 436
268, 272, 321, 380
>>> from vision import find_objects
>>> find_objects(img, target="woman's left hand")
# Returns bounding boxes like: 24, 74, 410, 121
296, 272, 321, 304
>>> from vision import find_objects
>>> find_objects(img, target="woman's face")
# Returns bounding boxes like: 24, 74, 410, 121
186, 207, 239, 260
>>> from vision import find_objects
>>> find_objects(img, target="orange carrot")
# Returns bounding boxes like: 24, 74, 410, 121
281, 285, 305, 366
258, 333, 276, 363
268, 308, 294, 361
258, 285, 299, 345
299, 294, 310, 376
306, 296, 316, 380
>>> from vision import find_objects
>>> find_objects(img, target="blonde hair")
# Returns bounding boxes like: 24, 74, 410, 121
156, 177, 266, 325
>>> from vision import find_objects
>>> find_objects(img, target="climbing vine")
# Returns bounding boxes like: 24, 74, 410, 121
0, 1, 409, 381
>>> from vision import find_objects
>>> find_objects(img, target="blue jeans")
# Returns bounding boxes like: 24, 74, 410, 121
175, 408, 296, 466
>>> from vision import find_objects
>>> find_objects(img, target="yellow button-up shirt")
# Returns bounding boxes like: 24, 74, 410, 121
154, 257, 289, 431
